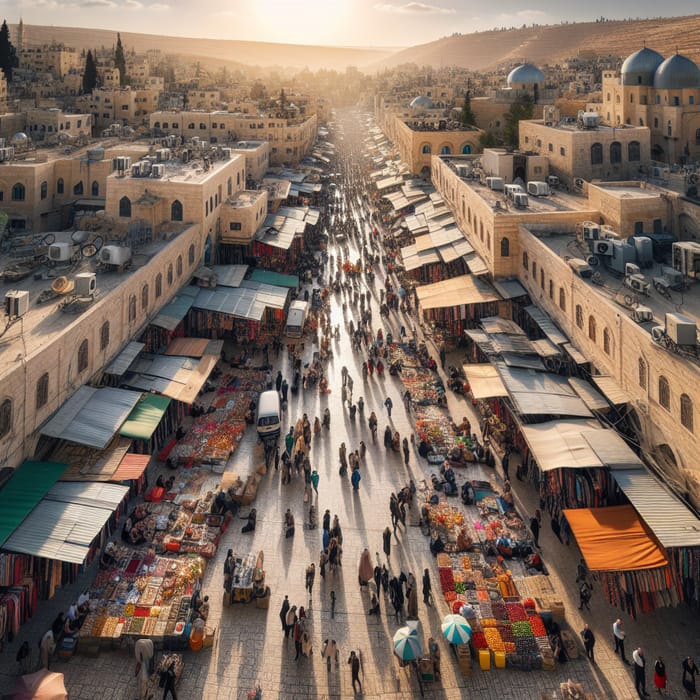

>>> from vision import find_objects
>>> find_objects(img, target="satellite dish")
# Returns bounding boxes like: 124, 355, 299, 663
51, 276, 75, 295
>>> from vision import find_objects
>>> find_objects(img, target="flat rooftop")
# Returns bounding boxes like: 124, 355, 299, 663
117, 153, 239, 185
228, 190, 264, 207
0, 138, 145, 166
0, 225, 191, 378
233, 141, 264, 150
405, 121, 479, 133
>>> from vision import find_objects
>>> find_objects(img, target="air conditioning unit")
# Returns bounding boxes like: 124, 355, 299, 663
221, 147, 232, 159
666, 312, 696, 346
74, 272, 97, 297
151, 164, 164, 178
131, 163, 142, 176
513, 192, 529, 208
48, 243, 77, 262
140, 160, 152, 176
592, 240, 613, 256
625, 274, 650, 296
156, 148, 171, 162
625, 263, 641, 276
5, 290, 29, 318
112, 156, 131, 173
100, 245, 132, 266
582, 222, 600, 241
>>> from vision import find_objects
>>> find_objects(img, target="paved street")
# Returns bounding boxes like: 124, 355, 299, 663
1, 109, 699, 700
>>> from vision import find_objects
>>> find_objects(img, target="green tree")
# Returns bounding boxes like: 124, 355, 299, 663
82, 50, 97, 94
503, 93, 534, 149
478, 131, 500, 149
460, 90, 476, 127
114, 32, 127, 86
0, 20, 18, 82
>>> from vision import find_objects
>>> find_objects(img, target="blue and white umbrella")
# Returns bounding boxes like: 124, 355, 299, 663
393, 625, 423, 661
441, 614, 472, 645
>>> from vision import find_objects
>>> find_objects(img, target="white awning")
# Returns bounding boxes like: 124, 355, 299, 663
210, 265, 248, 288
41, 387, 142, 449
416, 275, 499, 310
592, 375, 632, 405
463, 364, 508, 399
568, 378, 610, 412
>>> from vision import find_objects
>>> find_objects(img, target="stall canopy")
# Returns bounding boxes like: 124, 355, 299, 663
0, 460, 67, 547
110, 453, 150, 482
520, 419, 642, 471
524, 304, 568, 346
612, 469, 700, 549
119, 394, 172, 441
563, 506, 668, 571
50, 438, 131, 482
103, 341, 145, 377
150, 286, 198, 331
2, 482, 129, 564
462, 364, 508, 400
592, 375, 632, 406
568, 378, 610, 412
164, 337, 223, 358
40, 387, 143, 450
492, 279, 528, 300
247, 269, 300, 289
416, 274, 499, 310
194, 281, 288, 320
209, 265, 248, 288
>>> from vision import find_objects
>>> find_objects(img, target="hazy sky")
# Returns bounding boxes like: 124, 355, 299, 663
5, 0, 699, 47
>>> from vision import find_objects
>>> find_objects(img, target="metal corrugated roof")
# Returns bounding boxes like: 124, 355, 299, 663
612, 469, 700, 548
568, 378, 610, 412
492, 279, 528, 300
524, 304, 568, 346
151, 286, 198, 331
41, 387, 142, 449
593, 375, 632, 405
104, 341, 145, 377
47, 481, 129, 510
111, 453, 150, 481
210, 264, 248, 288
0, 461, 68, 547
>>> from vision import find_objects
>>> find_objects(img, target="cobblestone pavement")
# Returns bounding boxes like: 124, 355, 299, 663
2, 112, 700, 700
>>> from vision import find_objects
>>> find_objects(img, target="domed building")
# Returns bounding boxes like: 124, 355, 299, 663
507, 63, 545, 92
409, 95, 434, 112
602, 48, 700, 162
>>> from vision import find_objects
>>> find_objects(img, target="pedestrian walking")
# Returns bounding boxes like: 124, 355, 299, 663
341, 366, 348, 386
654, 656, 667, 693
581, 623, 596, 663
576, 557, 589, 583
551, 513, 563, 544
402, 437, 409, 466
422, 568, 432, 606
293, 618, 304, 660
274, 445, 280, 472
16, 641, 31, 675
633, 647, 648, 697
383, 526, 392, 559
323, 509, 331, 532
351, 467, 361, 490
530, 511, 541, 548
281, 379, 289, 402
682, 656, 698, 693
279, 595, 290, 633
560, 512, 571, 546
347, 375, 354, 393
373, 564, 382, 593
613, 618, 629, 663
502, 450, 510, 480
439, 342, 446, 369
321, 639, 338, 672
39, 629, 55, 669
305, 564, 316, 601
276, 370, 283, 392
579, 580, 592, 610
311, 470, 319, 494
161, 660, 178, 700
384, 396, 393, 417
348, 650, 362, 693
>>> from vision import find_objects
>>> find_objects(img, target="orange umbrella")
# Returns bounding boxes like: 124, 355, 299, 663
13, 669, 68, 700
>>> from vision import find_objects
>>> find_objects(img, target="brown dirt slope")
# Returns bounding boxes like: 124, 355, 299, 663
14, 24, 395, 71
374, 15, 700, 71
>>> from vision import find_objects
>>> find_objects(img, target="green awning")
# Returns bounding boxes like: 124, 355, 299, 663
0, 460, 68, 547
119, 394, 172, 441
247, 269, 299, 289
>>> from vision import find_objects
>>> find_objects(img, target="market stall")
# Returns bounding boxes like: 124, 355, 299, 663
225, 550, 266, 605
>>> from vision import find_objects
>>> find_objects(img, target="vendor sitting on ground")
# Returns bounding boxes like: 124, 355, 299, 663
496, 535, 515, 558
429, 532, 445, 556
525, 551, 544, 573
194, 595, 210, 621
100, 541, 117, 569
461, 482, 475, 505
418, 439, 433, 459
456, 528, 473, 552
155, 474, 166, 489
241, 508, 257, 533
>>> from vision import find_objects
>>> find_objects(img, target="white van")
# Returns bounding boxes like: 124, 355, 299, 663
256, 390, 281, 440
285, 299, 309, 339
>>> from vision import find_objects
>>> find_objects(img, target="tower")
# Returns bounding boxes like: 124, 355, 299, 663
16, 17, 24, 52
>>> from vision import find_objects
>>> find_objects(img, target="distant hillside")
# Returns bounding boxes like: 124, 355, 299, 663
16, 24, 396, 72
374, 15, 700, 71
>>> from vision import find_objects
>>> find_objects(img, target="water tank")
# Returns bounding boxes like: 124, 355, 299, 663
48, 242, 76, 262
100, 245, 132, 266
633, 237, 654, 268
607, 241, 637, 274
87, 147, 105, 161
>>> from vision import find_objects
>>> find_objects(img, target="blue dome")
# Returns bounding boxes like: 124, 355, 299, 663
507, 63, 545, 86
621, 47, 664, 86
410, 95, 434, 110
653, 53, 700, 89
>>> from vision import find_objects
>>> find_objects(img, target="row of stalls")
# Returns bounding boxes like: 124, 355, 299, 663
461, 312, 700, 616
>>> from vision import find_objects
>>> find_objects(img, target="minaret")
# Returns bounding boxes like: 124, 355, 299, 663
16, 17, 24, 52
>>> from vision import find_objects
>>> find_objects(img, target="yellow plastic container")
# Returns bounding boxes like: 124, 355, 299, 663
479, 649, 491, 670
494, 651, 506, 669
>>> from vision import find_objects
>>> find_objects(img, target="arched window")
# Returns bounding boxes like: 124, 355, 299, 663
155, 273, 162, 299
590, 143, 603, 165
188, 122, 195, 130
209, 196, 213, 212
119, 196, 131, 218
227, 177, 232, 196
141, 283, 149, 311
40, 181, 48, 199
100, 321, 110, 351
531, 260, 537, 278
167, 263, 173, 286
91, 180, 99, 196
440, 145, 451, 155
628, 141, 640, 162
500, 238, 510, 257
638, 357, 647, 390
603, 327, 612, 355
153, 121, 161, 130
681, 394, 693, 432
171, 200, 183, 221
575, 305, 583, 329
654, 117, 659, 128
77, 339, 89, 374
176, 255, 183, 277
128, 294, 136, 323
548, 279, 554, 299
11, 183, 25, 201
0, 398, 12, 438
610, 141, 622, 164
188, 244, 195, 265
559, 287, 566, 311
522, 251, 529, 271
57, 178, 64, 194
36, 373, 49, 410
237, 172, 240, 186
421, 144, 431, 154
461, 144, 471, 154
588, 315, 597, 342
658, 376, 670, 410
73, 181, 83, 195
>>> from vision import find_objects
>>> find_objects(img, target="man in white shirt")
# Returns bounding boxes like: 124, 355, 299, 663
633, 647, 649, 697
67, 602, 78, 622
613, 618, 629, 664
77, 590, 90, 614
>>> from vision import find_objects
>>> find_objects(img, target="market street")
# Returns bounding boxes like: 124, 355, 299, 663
1, 109, 699, 700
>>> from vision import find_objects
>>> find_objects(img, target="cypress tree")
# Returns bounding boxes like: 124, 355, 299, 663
0, 20, 18, 82
82, 50, 97, 94
114, 32, 127, 86
460, 90, 476, 127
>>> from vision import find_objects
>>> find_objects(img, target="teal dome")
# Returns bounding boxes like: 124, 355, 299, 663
621, 47, 664, 86
410, 95, 434, 110
507, 64, 544, 85
653, 54, 700, 89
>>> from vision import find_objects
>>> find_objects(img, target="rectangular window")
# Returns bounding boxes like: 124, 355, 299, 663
229, 222, 242, 231
560, 147, 566, 156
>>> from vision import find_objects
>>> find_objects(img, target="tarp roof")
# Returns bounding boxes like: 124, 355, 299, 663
164, 337, 223, 358
498, 366, 593, 417
119, 394, 172, 441
612, 469, 700, 548
111, 453, 150, 482
103, 341, 145, 377
40, 387, 143, 449
463, 364, 508, 399
520, 419, 642, 471
464, 252, 489, 276
592, 375, 632, 405
194, 281, 288, 320
416, 275, 499, 310
0, 461, 67, 547
151, 286, 198, 331
563, 506, 668, 572
562, 342, 588, 365
568, 378, 610, 412
524, 305, 568, 346
210, 264, 248, 288
401, 245, 440, 272
50, 438, 131, 482
492, 279, 528, 300
248, 269, 299, 288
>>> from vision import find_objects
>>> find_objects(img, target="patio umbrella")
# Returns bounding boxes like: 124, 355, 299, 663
441, 614, 472, 645
13, 669, 68, 700
393, 625, 422, 661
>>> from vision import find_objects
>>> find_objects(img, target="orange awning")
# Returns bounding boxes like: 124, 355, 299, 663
111, 453, 150, 481
563, 506, 668, 572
